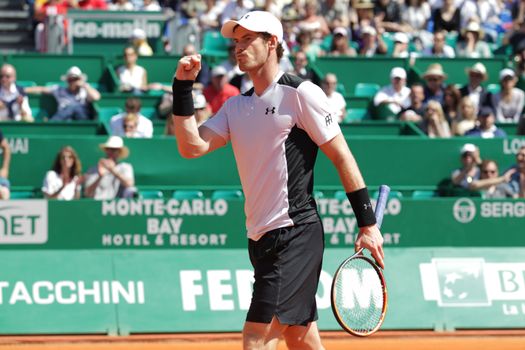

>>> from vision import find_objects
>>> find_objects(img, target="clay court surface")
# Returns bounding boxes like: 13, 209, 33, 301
1, 330, 524, 350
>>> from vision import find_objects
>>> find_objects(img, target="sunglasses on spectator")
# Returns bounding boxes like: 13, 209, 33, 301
482, 169, 497, 174
426, 77, 441, 82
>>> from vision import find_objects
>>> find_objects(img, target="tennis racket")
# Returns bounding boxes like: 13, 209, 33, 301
331, 184, 390, 337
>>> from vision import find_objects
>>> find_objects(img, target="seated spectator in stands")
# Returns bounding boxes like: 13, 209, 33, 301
374, 67, 411, 115
452, 96, 478, 136
321, 73, 347, 123
0, 130, 10, 199
401, 0, 432, 46
456, 21, 492, 58
460, 62, 489, 113
165, 92, 210, 135
110, 97, 153, 138
391, 32, 411, 58
321, 0, 350, 30
418, 100, 452, 137
78, 0, 107, 9
469, 159, 517, 198
296, 0, 331, 41
373, 0, 404, 33
108, 0, 135, 10
130, 28, 153, 56
84, 136, 136, 200
422, 30, 455, 57
25, 66, 100, 121
489, 68, 525, 123
508, 145, 525, 198
328, 27, 357, 56
465, 106, 507, 138
460, 0, 502, 43
349, 0, 377, 35
357, 25, 388, 56
292, 51, 318, 84
117, 47, 147, 94
140, 0, 161, 11
443, 84, 461, 124
432, 0, 461, 33
422, 63, 447, 104
451, 143, 481, 189
220, 0, 253, 25
197, 0, 225, 31
294, 29, 325, 62
203, 66, 240, 114
42, 146, 83, 200
0, 64, 33, 122
218, 45, 239, 82
398, 83, 426, 121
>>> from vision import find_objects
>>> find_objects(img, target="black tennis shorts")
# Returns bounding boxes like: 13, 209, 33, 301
246, 219, 324, 326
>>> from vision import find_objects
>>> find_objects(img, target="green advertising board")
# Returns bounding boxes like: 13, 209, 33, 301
0, 198, 523, 250
1, 248, 524, 334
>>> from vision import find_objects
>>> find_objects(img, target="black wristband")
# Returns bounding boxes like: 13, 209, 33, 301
172, 78, 194, 116
346, 187, 377, 228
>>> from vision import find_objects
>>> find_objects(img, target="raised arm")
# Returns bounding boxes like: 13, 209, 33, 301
172, 54, 226, 158
320, 133, 385, 268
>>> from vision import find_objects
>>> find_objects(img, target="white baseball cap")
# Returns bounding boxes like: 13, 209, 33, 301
460, 143, 477, 155
221, 11, 283, 43
499, 68, 516, 80
390, 67, 407, 79
211, 65, 228, 77
361, 26, 377, 36
193, 93, 207, 109
131, 28, 146, 40
393, 32, 408, 44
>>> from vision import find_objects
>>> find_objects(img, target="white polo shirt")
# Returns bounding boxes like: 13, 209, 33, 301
203, 72, 341, 240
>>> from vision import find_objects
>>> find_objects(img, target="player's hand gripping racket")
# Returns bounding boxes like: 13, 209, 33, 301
331, 184, 390, 337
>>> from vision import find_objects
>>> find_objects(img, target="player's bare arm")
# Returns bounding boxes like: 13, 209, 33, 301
320, 133, 385, 269
172, 54, 226, 158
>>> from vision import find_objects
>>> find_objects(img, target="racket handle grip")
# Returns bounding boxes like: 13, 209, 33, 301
374, 185, 390, 229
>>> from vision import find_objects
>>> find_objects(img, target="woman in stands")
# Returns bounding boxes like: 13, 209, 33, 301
418, 100, 452, 138
42, 146, 83, 200
117, 47, 148, 94
452, 96, 478, 136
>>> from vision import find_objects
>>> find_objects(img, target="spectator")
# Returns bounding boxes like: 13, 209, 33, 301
518, 115, 525, 134
350, 0, 377, 35
465, 106, 508, 137
0, 130, 10, 199
203, 66, 240, 114
42, 146, 83, 200
117, 47, 148, 94
422, 30, 455, 57
391, 32, 411, 58
220, 0, 254, 25
401, 0, 432, 46
513, 39, 525, 81
374, 67, 411, 115
373, 0, 404, 33
84, 136, 136, 200
489, 68, 525, 123
108, 0, 135, 10
451, 143, 481, 189
321, 73, 347, 123
358, 25, 388, 56
456, 20, 492, 58
321, 0, 350, 30
140, 0, 161, 11
418, 100, 452, 137
432, 0, 461, 33
399, 83, 426, 121
77, 0, 107, 9
110, 97, 153, 138
182, 43, 211, 90
218, 45, 239, 82
422, 63, 447, 104
469, 159, 517, 198
459, 62, 490, 113
130, 28, 153, 56
294, 30, 325, 62
165, 92, 210, 135
297, 0, 331, 40
328, 27, 357, 56
452, 96, 478, 135
460, 0, 502, 42
197, 0, 225, 31
291, 51, 318, 83
0, 64, 33, 122
508, 145, 525, 198
25, 66, 100, 121
442, 84, 461, 124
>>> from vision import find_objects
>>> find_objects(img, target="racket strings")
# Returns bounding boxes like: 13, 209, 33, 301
333, 257, 385, 334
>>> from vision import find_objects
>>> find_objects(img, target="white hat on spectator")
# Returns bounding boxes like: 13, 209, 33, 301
131, 28, 146, 40
390, 67, 407, 79
333, 27, 348, 37
221, 11, 283, 43
393, 32, 408, 44
462, 21, 483, 37
99, 136, 129, 159
466, 62, 488, 80
211, 65, 228, 78
499, 68, 516, 81
193, 93, 207, 109
61, 66, 87, 81
361, 26, 377, 36
460, 143, 477, 155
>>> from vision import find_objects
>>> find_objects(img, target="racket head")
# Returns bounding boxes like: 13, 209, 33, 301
331, 254, 388, 337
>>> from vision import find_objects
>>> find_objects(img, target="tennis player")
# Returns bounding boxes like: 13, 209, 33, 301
172, 11, 384, 350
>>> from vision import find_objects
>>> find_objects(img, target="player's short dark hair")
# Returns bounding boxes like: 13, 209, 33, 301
261, 32, 284, 60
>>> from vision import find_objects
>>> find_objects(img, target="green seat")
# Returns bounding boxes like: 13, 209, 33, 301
30, 107, 49, 121
313, 190, 324, 199
45, 81, 66, 87
486, 83, 500, 94
373, 190, 402, 199
334, 190, 347, 200
97, 107, 122, 123
10, 191, 34, 199
412, 190, 438, 199
172, 190, 204, 200
140, 107, 157, 119
354, 83, 380, 98
139, 190, 163, 199
17, 80, 37, 88
201, 30, 231, 56
344, 108, 368, 122
211, 190, 243, 200
371, 103, 397, 121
